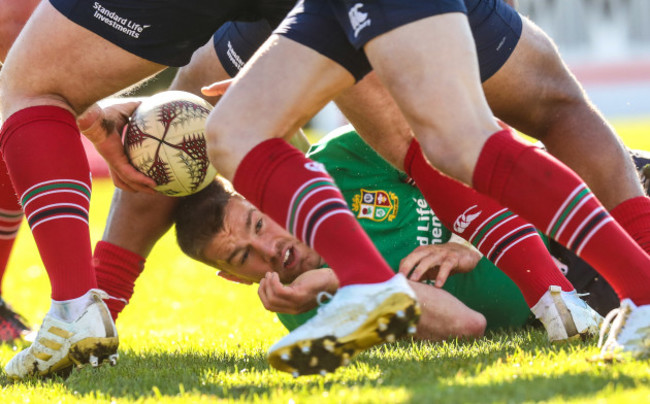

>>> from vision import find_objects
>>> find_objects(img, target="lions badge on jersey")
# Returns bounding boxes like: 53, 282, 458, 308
352, 189, 398, 222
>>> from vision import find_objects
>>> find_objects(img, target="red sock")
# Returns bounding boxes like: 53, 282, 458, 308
473, 129, 650, 305
610, 196, 650, 256
93, 241, 145, 321
404, 139, 572, 306
233, 139, 394, 286
0, 157, 23, 295
0, 106, 97, 300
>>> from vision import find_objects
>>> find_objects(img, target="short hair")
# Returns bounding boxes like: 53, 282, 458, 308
174, 177, 235, 265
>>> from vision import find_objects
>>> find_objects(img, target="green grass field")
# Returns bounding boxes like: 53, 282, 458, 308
1, 121, 649, 403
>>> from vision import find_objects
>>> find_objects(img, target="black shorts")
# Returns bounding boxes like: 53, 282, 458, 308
49, 0, 293, 67
274, 0, 521, 82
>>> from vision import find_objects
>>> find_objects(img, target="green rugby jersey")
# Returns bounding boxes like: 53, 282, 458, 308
277, 126, 531, 332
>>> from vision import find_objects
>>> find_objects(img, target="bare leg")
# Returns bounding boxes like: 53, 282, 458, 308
364, 13, 501, 184
94, 38, 235, 320
362, 12, 650, 315
334, 73, 413, 170
483, 17, 642, 209
169, 39, 229, 107
0, 0, 40, 61
0, 3, 163, 118
100, 38, 231, 258
207, 35, 354, 180
0, 1, 166, 378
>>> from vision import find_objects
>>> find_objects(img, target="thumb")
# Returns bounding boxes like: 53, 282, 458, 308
77, 104, 107, 143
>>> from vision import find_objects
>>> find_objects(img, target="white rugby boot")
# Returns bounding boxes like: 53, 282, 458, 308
531, 286, 603, 342
598, 299, 650, 360
4, 289, 119, 380
267, 274, 420, 377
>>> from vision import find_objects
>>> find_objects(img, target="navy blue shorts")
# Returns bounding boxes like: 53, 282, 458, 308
275, 1, 372, 81
328, 0, 467, 49
466, 0, 522, 82
274, 0, 521, 82
214, 21, 274, 78
49, 0, 293, 67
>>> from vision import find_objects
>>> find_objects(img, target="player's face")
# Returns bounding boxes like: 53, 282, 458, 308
202, 197, 325, 284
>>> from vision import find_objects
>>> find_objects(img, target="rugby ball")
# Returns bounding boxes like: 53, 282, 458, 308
124, 91, 217, 196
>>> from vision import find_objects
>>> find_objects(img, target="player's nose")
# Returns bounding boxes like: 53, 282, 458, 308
252, 235, 280, 263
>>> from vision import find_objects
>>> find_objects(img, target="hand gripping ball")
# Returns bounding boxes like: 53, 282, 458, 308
124, 91, 218, 196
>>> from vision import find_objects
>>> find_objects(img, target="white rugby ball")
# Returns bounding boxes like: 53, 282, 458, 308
124, 91, 217, 196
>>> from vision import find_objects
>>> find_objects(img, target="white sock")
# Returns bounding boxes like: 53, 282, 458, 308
47, 290, 95, 322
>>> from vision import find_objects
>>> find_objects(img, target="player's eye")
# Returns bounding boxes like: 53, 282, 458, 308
255, 218, 263, 233
241, 247, 250, 265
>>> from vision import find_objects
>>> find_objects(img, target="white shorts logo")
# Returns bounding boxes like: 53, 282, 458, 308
453, 205, 482, 234
304, 162, 327, 173
349, 3, 372, 38
226, 41, 245, 71
92, 2, 150, 39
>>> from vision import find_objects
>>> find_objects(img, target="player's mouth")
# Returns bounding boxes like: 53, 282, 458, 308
282, 246, 295, 269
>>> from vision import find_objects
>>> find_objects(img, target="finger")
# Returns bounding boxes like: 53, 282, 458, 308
408, 263, 434, 283
77, 104, 107, 143
266, 272, 288, 295
201, 79, 234, 97
258, 277, 272, 310
417, 253, 450, 280
399, 249, 429, 276
435, 260, 456, 288
259, 276, 284, 310
404, 249, 444, 281
262, 276, 298, 313
115, 166, 157, 194
110, 100, 141, 117
109, 169, 138, 193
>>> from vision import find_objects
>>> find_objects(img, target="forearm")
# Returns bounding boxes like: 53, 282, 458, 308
409, 281, 486, 341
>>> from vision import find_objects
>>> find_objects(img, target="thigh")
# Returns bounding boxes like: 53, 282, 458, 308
482, 17, 584, 135
0, 1, 164, 117
0, 0, 40, 60
170, 38, 230, 106
207, 34, 355, 180
334, 73, 413, 171
275, 0, 372, 81
49, 0, 226, 67
364, 13, 501, 184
